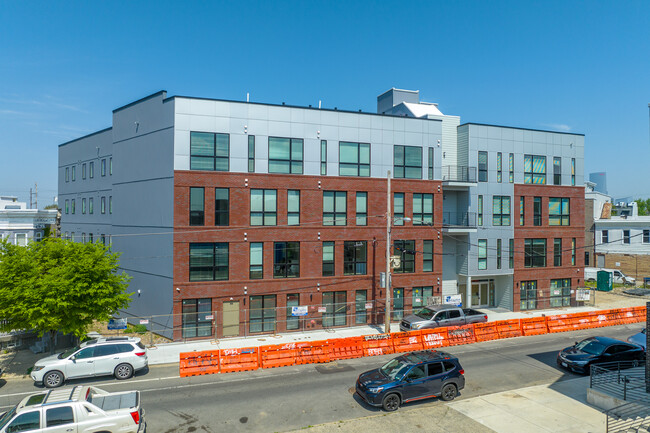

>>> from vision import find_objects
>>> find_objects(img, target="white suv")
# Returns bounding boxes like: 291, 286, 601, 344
31, 337, 148, 388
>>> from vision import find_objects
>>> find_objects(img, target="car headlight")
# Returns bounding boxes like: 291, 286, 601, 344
570, 359, 589, 365
367, 386, 384, 393
32, 366, 44, 372
411, 323, 423, 329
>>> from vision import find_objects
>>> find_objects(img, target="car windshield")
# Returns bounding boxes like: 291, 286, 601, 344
0, 407, 17, 429
58, 345, 81, 359
575, 339, 606, 355
380, 358, 411, 380
414, 308, 434, 320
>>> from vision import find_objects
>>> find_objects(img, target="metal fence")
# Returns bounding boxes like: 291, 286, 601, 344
606, 402, 650, 433
442, 212, 477, 227
442, 165, 477, 183
590, 361, 650, 405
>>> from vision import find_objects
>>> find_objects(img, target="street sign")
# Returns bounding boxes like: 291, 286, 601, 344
107, 318, 127, 330
390, 255, 401, 268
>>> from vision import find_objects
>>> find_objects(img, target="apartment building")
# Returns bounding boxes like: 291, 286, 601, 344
0, 196, 58, 245
58, 88, 585, 340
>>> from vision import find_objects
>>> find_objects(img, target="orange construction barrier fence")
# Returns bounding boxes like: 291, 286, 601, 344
474, 322, 499, 342
363, 334, 394, 356
179, 350, 219, 378
219, 347, 260, 373
446, 325, 476, 346
294, 340, 330, 365
329, 336, 365, 361
520, 316, 548, 336
421, 328, 449, 349
259, 343, 296, 369
495, 319, 523, 339
391, 331, 424, 353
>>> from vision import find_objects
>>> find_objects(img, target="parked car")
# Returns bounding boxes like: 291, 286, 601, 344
355, 350, 465, 412
31, 337, 148, 388
628, 328, 647, 350
400, 305, 487, 332
0, 385, 145, 433
557, 336, 645, 374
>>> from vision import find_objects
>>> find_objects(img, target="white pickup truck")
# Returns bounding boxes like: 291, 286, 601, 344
0, 386, 145, 433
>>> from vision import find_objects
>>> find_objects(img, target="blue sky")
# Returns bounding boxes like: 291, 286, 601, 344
1, 1, 649, 206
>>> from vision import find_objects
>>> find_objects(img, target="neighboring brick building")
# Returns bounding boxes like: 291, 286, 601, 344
58, 88, 585, 340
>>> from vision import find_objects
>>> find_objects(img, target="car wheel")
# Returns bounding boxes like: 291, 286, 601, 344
382, 393, 401, 412
43, 371, 64, 388
114, 363, 134, 380
440, 383, 458, 401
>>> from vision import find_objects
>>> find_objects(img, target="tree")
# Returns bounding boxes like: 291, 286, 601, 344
635, 199, 650, 216
0, 238, 132, 352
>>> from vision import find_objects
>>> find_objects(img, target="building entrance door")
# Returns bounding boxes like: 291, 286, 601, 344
222, 301, 240, 337
470, 280, 495, 307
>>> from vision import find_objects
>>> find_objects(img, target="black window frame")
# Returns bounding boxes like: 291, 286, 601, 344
550, 278, 571, 307
554, 238, 562, 267
268, 136, 303, 174
321, 140, 327, 175
524, 154, 546, 184
286, 293, 300, 330
509, 238, 514, 269
496, 238, 502, 269
189, 243, 229, 282
394, 192, 405, 225
520, 280, 537, 310
250, 189, 277, 226
287, 190, 300, 226
189, 187, 205, 226
623, 230, 630, 244
423, 240, 433, 272
273, 241, 300, 278
248, 135, 255, 173
394, 145, 422, 179
549, 197, 570, 226
190, 131, 230, 172
339, 141, 370, 177
413, 193, 433, 225
428, 147, 434, 180
533, 197, 542, 226
478, 151, 488, 182
478, 239, 487, 270
393, 240, 415, 273
509, 153, 514, 183
322, 291, 347, 327
496, 152, 502, 183
602, 230, 609, 244
323, 191, 347, 226
322, 241, 335, 277
215, 188, 229, 226
553, 157, 562, 185
249, 295, 276, 333
644, 230, 650, 243
492, 196, 511, 226
101, 159, 106, 176
478, 195, 483, 226
89, 161, 94, 178
524, 239, 547, 268
356, 192, 367, 226
343, 241, 367, 275
249, 242, 263, 279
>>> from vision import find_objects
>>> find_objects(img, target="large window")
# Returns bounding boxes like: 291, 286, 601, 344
392, 288, 404, 320
413, 287, 433, 308
524, 154, 546, 184
339, 141, 370, 177
509, 153, 514, 183
413, 193, 433, 225
355, 290, 367, 324
520, 281, 537, 310
423, 240, 433, 272
286, 293, 300, 330
492, 196, 511, 226
394, 193, 405, 225
344, 241, 367, 275
251, 189, 277, 226
356, 192, 367, 225
478, 195, 483, 226
393, 240, 415, 273
533, 197, 542, 226
215, 188, 229, 226
478, 239, 487, 270
190, 187, 204, 226
273, 242, 300, 278
394, 145, 422, 179
550, 279, 571, 307
524, 239, 546, 268
269, 137, 303, 174
190, 132, 229, 171
189, 243, 229, 281
554, 238, 562, 267
322, 291, 347, 327
323, 191, 347, 226
248, 135, 255, 172
182, 298, 212, 338
250, 295, 276, 333
496, 152, 502, 183
478, 151, 488, 182
322, 241, 335, 276
549, 198, 570, 226
553, 157, 562, 185
321, 140, 327, 175
249, 242, 263, 279
287, 190, 300, 226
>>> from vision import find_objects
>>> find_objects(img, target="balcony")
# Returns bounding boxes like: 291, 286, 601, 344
442, 166, 477, 188
442, 212, 477, 233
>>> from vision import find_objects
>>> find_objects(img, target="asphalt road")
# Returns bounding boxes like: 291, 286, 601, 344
0, 323, 645, 432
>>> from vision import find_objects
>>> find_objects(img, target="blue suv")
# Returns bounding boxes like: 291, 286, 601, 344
355, 350, 465, 411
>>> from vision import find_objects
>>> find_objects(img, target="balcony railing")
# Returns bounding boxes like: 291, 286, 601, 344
442, 165, 477, 183
442, 212, 477, 228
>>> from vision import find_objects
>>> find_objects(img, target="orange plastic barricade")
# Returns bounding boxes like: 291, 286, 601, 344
179, 350, 219, 377
616, 307, 642, 325
294, 340, 330, 365
446, 325, 476, 346
474, 322, 499, 342
520, 317, 548, 336
421, 328, 449, 349
495, 319, 523, 339
546, 314, 572, 333
363, 334, 394, 357
633, 306, 647, 322
391, 331, 424, 353
259, 343, 296, 369
329, 336, 365, 361
219, 347, 259, 373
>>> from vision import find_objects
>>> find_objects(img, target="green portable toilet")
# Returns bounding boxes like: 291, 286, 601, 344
597, 270, 613, 292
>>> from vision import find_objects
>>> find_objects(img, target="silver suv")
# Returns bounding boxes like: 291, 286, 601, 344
31, 337, 148, 388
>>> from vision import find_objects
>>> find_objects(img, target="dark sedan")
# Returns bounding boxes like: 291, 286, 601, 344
557, 336, 645, 374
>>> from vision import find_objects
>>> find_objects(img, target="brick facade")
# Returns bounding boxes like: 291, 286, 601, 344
602, 253, 650, 283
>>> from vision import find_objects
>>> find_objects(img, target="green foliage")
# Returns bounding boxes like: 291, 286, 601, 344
635, 199, 650, 216
44, 204, 59, 210
132, 324, 147, 334
0, 238, 132, 339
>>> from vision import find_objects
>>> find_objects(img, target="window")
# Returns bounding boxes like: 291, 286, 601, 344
190, 187, 204, 226
181, 298, 213, 338
602, 230, 609, 244
15, 233, 27, 246
413, 194, 433, 225
413, 287, 433, 308
268, 137, 303, 174
321, 140, 327, 175
323, 191, 347, 226
492, 196, 511, 226
478, 239, 487, 270
273, 242, 300, 278
478, 151, 488, 182
248, 135, 255, 172
100, 234, 105, 245
101, 159, 106, 176
572, 238, 576, 265
394, 145, 422, 179
89, 161, 94, 178
344, 241, 367, 275
190, 132, 229, 171
553, 157, 561, 185
423, 240, 433, 272
81, 233, 85, 243
109, 196, 112, 214
520, 281, 537, 310
550, 279, 571, 307
392, 288, 404, 320
524, 155, 546, 184
250, 189, 276, 226
322, 291, 347, 327
71, 199, 75, 214
524, 239, 546, 268
519, 196, 525, 226
286, 293, 300, 330
72, 165, 76, 181
89, 198, 93, 214
571, 158, 575, 186
496, 152, 502, 183
250, 295, 276, 333
109, 157, 112, 175
322, 241, 335, 276
88, 233, 93, 243
585, 251, 590, 266
355, 290, 367, 324
75, 347, 94, 359
65, 199, 69, 214
213, 188, 229, 226
356, 192, 367, 225
394, 193, 405, 225
82, 163, 86, 179
549, 198, 570, 226
393, 240, 415, 273
509, 153, 514, 183
533, 197, 542, 226
82, 198, 86, 214
496, 239, 502, 269
287, 190, 300, 226
339, 142, 370, 177
428, 147, 434, 180
249, 243, 263, 279
189, 243, 229, 281
6, 411, 40, 431
101, 196, 106, 214
644, 230, 650, 243
478, 195, 483, 226
623, 230, 630, 244
65, 167, 69, 182
509, 239, 514, 269
554, 238, 562, 266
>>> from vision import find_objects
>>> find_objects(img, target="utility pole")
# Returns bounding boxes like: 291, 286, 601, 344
385, 171, 392, 334
29, 187, 33, 208
35, 183, 37, 209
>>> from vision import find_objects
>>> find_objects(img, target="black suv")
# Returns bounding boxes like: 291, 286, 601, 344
355, 350, 465, 411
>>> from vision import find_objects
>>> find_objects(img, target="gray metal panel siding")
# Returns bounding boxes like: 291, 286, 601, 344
457, 125, 469, 168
